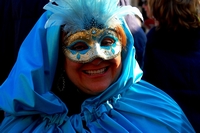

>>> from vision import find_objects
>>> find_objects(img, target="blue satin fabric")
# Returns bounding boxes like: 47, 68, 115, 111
0, 11, 195, 132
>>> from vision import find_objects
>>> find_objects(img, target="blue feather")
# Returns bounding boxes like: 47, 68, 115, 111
43, 0, 143, 35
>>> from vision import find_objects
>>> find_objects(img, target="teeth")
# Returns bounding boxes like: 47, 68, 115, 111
85, 68, 106, 75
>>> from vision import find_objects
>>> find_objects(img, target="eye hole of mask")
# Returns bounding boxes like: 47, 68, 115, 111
69, 42, 89, 51
101, 37, 115, 46
69, 37, 115, 51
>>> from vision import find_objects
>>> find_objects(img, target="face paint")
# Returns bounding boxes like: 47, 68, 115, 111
62, 27, 122, 63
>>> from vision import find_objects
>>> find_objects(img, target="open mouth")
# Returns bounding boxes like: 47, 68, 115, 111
83, 67, 108, 75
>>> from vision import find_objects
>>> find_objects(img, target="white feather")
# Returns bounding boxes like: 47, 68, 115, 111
43, 0, 143, 35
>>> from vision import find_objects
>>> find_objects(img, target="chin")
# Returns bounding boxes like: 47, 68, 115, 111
85, 85, 109, 95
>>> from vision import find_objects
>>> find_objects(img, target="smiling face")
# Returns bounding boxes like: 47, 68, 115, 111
64, 55, 122, 95
62, 25, 125, 95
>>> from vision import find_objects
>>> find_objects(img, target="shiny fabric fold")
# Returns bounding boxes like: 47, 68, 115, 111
0, 11, 66, 116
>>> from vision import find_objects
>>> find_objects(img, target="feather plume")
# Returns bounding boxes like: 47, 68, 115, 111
43, 0, 143, 35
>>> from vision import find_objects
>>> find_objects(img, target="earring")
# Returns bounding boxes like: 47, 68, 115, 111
57, 70, 66, 91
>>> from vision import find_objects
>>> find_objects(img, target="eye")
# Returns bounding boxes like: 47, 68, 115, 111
70, 42, 89, 51
101, 38, 114, 46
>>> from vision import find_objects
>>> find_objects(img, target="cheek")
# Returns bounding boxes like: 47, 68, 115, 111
64, 58, 82, 78
110, 55, 122, 79
113, 55, 121, 67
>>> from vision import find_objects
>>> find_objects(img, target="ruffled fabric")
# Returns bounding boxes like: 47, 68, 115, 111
0, 11, 195, 132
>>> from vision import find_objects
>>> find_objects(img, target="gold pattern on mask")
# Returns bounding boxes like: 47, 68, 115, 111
62, 26, 123, 47
63, 27, 106, 47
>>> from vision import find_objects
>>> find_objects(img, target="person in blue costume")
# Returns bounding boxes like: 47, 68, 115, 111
0, 0, 195, 132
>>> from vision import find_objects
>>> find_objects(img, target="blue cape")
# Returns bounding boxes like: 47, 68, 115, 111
0, 11, 195, 132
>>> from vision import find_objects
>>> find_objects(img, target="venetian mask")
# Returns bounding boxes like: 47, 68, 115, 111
62, 26, 123, 63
